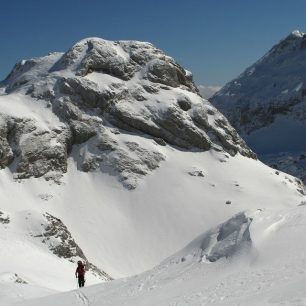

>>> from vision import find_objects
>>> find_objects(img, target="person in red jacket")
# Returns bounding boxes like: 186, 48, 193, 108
75, 260, 86, 287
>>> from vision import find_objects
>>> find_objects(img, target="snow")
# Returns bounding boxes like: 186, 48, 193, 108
0, 281, 56, 305
0, 139, 304, 305
212, 31, 306, 109
0, 93, 62, 131
292, 29, 304, 37
198, 85, 221, 99
210, 30, 306, 182
0, 92, 304, 304
0, 87, 6, 95
0, 35, 306, 305
281, 88, 289, 94
6, 52, 63, 85
295, 81, 303, 91
85, 72, 123, 88
247, 67, 256, 76
12, 205, 306, 306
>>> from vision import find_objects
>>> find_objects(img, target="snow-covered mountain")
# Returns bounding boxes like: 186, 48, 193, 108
211, 30, 306, 182
0, 37, 255, 187
0, 37, 305, 305
198, 84, 221, 99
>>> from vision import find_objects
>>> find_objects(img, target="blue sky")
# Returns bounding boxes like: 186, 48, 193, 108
1, 0, 306, 86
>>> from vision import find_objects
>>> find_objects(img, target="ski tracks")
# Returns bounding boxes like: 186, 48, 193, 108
75, 290, 90, 306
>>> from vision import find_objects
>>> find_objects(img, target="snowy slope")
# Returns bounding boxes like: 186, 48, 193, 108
1, 147, 305, 305
13, 204, 306, 306
0, 37, 305, 305
211, 30, 306, 182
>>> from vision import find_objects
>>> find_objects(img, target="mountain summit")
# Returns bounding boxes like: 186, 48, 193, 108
211, 30, 306, 182
1, 37, 253, 189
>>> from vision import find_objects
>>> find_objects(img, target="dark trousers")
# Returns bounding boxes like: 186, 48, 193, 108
78, 275, 85, 287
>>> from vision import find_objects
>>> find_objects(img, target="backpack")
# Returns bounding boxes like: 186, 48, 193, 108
77, 264, 85, 276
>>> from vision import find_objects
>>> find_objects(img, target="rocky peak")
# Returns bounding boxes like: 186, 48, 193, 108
211, 30, 306, 135
0, 37, 254, 189
264, 30, 306, 59
49, 37, 199, 93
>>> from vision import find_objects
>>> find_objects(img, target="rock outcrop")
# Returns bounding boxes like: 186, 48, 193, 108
0, 37, 254, 188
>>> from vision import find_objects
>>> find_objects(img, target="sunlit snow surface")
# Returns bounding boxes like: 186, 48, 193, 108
11, 205, 306, 306
0, 86, 305, 304
1, 145, 305, 305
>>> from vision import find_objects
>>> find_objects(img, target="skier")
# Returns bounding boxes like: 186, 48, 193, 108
75, 260, 86, 287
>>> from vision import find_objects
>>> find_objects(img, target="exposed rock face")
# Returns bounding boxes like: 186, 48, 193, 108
262, 152, 306, 187
17, 129, 70, 179
33, 213, 112, 280
0, 37, 254, 188
0, 211, 10, 224
0, 114, 70, 182
211, 30, 306, 182
0, 115, 15, 168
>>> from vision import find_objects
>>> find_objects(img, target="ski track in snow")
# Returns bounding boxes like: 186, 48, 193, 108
75, 290, 90, 306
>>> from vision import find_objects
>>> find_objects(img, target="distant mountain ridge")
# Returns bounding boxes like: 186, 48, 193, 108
210, 30, 306, 182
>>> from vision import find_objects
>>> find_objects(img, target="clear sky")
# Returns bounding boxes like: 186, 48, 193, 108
1, 0, 306, 86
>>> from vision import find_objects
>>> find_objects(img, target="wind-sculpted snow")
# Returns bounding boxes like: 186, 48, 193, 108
168, 212, 252, 264
0, 37, 254, 187
203, 212, 252, 262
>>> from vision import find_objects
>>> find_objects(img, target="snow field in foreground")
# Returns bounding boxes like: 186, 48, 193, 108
12, 205, 306, 306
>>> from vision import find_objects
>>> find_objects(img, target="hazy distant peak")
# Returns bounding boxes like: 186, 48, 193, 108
198, 84, 221, 99
210, 29, 306, 183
